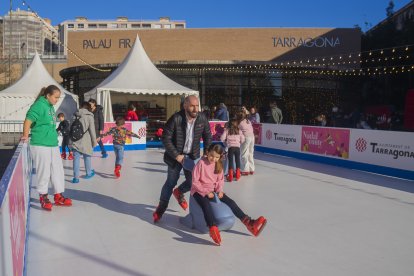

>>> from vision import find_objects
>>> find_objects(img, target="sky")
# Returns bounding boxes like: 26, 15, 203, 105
1, 0, 413, 31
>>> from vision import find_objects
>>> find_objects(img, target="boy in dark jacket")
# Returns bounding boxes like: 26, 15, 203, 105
88, 99, 108, 158
56, 113, 73, 160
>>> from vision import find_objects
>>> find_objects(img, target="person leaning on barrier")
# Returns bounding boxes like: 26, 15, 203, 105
21, 85, 72, 211
153, 95, 212, 223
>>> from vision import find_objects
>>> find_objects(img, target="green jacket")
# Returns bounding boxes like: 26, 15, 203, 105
26, 97, 58, 147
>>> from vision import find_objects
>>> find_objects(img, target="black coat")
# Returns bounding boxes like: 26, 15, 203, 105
92, 105, 104, 133
162, 110, 212, 168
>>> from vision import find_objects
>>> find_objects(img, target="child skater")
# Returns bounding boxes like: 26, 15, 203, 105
191, 143, 267, 245
100, 117, 141, 178
220, 119, 245, 182
56, 113, 73, 160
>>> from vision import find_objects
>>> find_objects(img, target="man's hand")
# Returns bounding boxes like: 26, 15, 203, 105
175, 154, 185, 164
218, 192, 224, 199
208, 192, 214, 199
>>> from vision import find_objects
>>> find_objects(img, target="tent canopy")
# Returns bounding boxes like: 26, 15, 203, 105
0, 53, 79, 121
84, 35, 199, 122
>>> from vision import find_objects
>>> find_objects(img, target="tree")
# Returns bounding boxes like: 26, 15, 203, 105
386, 0, 395, 17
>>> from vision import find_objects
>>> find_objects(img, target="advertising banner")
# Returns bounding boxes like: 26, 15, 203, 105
8, 155, 25, 276
209, 121, 226, 142
101, 121, 146, 145
261, 124, 302, 151
349, 129, 414, 171
301, 126, 350, 159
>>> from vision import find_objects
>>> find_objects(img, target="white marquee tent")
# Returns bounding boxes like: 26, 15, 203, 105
0, 53, 79, 121
84, 35, 199, 122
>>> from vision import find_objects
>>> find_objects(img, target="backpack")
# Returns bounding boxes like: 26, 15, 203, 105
69, 116, 87, 142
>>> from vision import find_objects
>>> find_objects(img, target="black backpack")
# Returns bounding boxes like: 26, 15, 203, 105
69, 116, 87, 141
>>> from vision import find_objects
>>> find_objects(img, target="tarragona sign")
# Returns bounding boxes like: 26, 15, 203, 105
272, 36, 341, 48
82, 35, 342, 50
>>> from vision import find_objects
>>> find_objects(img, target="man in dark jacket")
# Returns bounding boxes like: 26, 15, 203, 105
88, 99, 108, 158
153, 95, 212, 223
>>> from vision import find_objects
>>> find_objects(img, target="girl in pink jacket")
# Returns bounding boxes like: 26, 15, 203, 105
220, 119, 245, 181
191, 144, 267, 245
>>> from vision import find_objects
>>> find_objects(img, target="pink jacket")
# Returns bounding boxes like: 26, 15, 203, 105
238, 119, 254, 137
220, 129, 245, 148
191, 157, 224, 197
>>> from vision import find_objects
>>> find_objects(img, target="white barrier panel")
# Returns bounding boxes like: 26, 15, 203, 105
100, 121, 146, 150
261, 124, 302, 151
0, 143, 31, 276
257, 123, 414, 180
349, 129, 414, 171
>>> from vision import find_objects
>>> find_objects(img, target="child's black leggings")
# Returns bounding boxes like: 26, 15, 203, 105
193, 192, 246, 227
228, 147, 241, 170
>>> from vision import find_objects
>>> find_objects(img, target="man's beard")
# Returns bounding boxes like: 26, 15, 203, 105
186, 110, 198, 118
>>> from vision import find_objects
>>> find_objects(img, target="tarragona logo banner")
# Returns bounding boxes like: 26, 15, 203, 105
301, 126, 350, 159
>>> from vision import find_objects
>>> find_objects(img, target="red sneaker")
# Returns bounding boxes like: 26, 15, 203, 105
227, 169, 233, 182
241, 171, 249, 176
249, 171, 254, 175
60, 153, 66, 160
114, 165, 121, 178
209, 226, 221, 245
67, 152, 74, 160
153, 202, 167, 223
242, 216, 267, 237
39, 194, 52, 211
54, 193, 72, 206
236, 168, 241, 180
173, 188, 188, 210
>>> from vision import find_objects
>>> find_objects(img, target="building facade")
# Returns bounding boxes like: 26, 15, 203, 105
58, 16, 186, 55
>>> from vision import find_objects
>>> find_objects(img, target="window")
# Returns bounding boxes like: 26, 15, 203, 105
98, 24, 107, 28
119, 24, 128, 28
175, 24, 184, 29
142, 24, 151, 28
88, 24, 97, 28
154, 24, 162, 29
67, 24, 74, 28
163, 24, 171, 29
78, 24, 84, 28
131, 24, 141, 28
109, 23, 118, 28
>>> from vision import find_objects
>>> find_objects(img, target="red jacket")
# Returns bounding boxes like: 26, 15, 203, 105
125, 110, 138, 121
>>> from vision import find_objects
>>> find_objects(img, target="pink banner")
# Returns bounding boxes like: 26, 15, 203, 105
252, 123, 262, 145
209, 121, 226, 142
8, 156, 25, 276
101, 122, 133, 144
301, 126, 350, 159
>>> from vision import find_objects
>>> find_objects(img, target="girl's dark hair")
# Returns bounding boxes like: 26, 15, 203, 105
227, 119, 239, 135
88, 99, 97, 105
207, 144, 224, 174
36, 85, 60, 100
115, 117, 125, 126
236, 111, 250, 124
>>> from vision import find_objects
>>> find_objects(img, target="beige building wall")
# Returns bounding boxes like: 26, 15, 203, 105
66, 28, 360, 67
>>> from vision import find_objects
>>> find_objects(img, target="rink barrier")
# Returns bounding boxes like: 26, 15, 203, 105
255, 123, 414, 181
0, 142, 32, 276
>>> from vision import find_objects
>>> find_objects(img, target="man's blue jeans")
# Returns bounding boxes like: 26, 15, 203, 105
160, 162, 192, 204
114, 144, 124, 165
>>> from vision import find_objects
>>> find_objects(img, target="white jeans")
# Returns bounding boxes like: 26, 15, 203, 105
30, 145, 65, 195
240, 136, 255, 172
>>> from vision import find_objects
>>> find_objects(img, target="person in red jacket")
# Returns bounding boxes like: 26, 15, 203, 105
125, 104, 138, 121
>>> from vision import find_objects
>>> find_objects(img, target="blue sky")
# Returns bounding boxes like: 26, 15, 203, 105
1, 0, 412, 31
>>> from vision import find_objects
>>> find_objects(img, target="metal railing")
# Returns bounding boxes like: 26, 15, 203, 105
0, 121, 23, 146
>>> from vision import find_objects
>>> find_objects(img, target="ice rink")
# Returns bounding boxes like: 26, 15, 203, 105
26, 149, 414, 276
